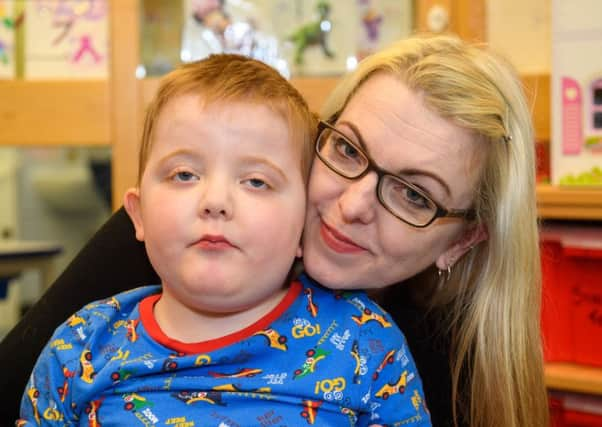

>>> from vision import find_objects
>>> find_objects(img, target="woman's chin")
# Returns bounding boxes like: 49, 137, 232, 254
304, 258, 352, 290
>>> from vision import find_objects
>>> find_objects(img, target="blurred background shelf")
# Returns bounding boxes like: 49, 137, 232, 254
0, 80, 110, 146
537, 184, 602, 220
546, 363, 602, 396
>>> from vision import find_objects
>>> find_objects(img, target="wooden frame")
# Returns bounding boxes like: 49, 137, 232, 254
109, 0, 141, 205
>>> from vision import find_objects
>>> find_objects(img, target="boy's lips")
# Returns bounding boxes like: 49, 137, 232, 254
319, 221, 366, 254
193, 234, 236, 250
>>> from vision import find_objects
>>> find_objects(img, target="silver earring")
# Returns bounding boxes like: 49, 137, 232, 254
437, 264, 453, 282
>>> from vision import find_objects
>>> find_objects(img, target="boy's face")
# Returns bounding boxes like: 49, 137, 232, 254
125, 95, 306, 315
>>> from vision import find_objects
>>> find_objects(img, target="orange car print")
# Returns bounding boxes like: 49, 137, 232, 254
372, 349, 396, 380
212, 383, 271, 394
67, 313, 87, 327
304, 288, 319, 317
352, 308, 392, 328
411, 389, 427, 413
173, 391, 226, 406
43, 406, 63, 422
79, 349, 97, 384
375, 370, 408, 400
26, 386, 41, 425
208, 367, 262, 378
300, 400, 323, 424
253, 328, 288, 351
341, 407, 358, 424
125, 319, 139, 342
85, 398, 103, 427
350, 340, 368, 383
58, 365, 76, 402
103, 296, 121, 311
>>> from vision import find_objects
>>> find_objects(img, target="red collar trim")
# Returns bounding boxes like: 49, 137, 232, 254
139, 281, 302, 354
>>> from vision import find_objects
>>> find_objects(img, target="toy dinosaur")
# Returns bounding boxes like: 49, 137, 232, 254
289, 0, 334, 65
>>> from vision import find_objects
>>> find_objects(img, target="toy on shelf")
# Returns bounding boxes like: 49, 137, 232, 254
281, 0, 412, 77
356, 0, 412, 61
181, 0, 289, 77
288, 0, 334, 66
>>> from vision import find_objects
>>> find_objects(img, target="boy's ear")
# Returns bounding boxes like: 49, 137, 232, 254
296, 244, 303, 258
123, 188, 145, 242
435, 222, 488, 271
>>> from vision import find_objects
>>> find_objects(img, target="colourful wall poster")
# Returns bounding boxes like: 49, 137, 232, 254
25, 0, 108, 79
0, 0, 15, 79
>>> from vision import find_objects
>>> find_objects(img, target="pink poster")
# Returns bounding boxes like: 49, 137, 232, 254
25, 0, 108, 79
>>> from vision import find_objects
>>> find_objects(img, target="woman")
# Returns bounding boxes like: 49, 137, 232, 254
0, 35, 548, 427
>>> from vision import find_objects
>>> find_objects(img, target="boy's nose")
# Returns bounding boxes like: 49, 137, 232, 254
338, 172, 378, 224
198, 178, 233, 219
202, 205, 229, 218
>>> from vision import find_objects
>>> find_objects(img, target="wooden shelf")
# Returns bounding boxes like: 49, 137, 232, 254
546, 362, 602, 396
537, 184, 602, 220
2, 74, 601, 221
0, 80, 110, 146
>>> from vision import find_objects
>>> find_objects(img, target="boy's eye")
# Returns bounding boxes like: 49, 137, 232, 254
244, 178, 270, 190
172, 171, 198, 182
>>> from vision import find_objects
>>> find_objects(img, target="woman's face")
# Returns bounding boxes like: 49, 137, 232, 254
303, 73, 485, 290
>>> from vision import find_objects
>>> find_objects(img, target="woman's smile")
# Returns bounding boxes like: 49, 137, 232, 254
319, 220, 367, 254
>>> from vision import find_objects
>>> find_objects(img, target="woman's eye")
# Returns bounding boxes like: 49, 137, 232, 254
334, 138, 360, 159
389, 181, 433, 210
401, 187, 433, 210
172, 171, 198, 182
404, 188, 427, 206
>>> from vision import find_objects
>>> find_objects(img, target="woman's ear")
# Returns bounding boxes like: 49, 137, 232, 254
123, 188, 145, 242
435, 222, 488, 271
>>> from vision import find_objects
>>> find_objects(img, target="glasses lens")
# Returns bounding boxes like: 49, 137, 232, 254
316, 127, 368, 178
379, 175, 437, 227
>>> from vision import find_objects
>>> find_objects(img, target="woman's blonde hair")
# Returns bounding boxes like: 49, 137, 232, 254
322, 35, 548, 427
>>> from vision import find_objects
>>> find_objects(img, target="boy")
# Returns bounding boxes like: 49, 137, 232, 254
18, 54, 430, 426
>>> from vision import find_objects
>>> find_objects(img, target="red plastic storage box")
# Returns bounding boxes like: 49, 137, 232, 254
549, 391, 602, 427
540, 224, 602, 367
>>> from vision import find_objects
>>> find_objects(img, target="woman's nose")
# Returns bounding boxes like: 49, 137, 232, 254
337, 172, 378, 224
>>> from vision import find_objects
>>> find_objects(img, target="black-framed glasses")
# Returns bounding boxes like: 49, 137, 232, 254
315, 120, 476, 228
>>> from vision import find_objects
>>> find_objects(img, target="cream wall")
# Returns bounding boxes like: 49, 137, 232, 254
487, 0, 551, 74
